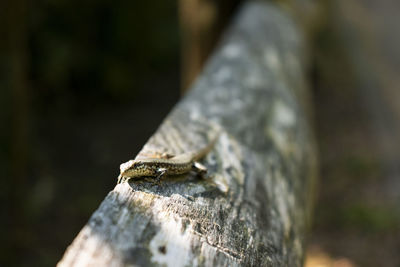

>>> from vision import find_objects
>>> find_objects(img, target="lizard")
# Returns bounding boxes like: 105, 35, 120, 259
117, 134, 219, 184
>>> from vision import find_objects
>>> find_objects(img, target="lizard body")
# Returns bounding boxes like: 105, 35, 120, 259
118, 134, 218, 183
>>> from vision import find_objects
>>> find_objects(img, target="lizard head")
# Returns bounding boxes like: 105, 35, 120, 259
119, 160, 146, 178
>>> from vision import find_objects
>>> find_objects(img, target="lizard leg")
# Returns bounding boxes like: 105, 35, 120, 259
155, 168, 167, 185
140, 151, 175, 159
117, 174, 128, 184
193, 162, 208, 178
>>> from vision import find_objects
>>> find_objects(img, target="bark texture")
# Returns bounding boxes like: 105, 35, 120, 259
58, 1, 316, 266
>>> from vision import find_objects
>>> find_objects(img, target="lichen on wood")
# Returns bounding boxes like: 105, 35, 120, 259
58, 1, 316, 266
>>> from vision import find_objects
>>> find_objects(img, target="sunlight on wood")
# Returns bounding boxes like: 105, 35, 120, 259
305, 246, 357, 267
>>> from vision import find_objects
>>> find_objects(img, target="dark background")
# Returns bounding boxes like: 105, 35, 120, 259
1, 1, 181, 265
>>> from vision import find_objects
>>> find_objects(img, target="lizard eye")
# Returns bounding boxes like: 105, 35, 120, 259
133, 162, 144, 169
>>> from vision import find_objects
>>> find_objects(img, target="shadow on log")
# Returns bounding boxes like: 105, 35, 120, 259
58, 1, 317, 266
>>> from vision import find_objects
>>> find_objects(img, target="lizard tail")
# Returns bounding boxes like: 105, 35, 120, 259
192, 133, 220, 162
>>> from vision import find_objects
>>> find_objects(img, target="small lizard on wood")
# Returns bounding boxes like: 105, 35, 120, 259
118, 135, 218, 184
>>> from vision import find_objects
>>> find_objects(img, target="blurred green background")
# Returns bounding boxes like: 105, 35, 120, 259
307, 0, 400, 266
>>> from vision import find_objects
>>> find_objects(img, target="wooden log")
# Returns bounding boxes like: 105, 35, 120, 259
178, 0, 241, 92
58, 1, 317, 266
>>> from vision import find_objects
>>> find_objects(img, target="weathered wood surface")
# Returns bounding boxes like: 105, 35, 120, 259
58, 1, 316, 266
